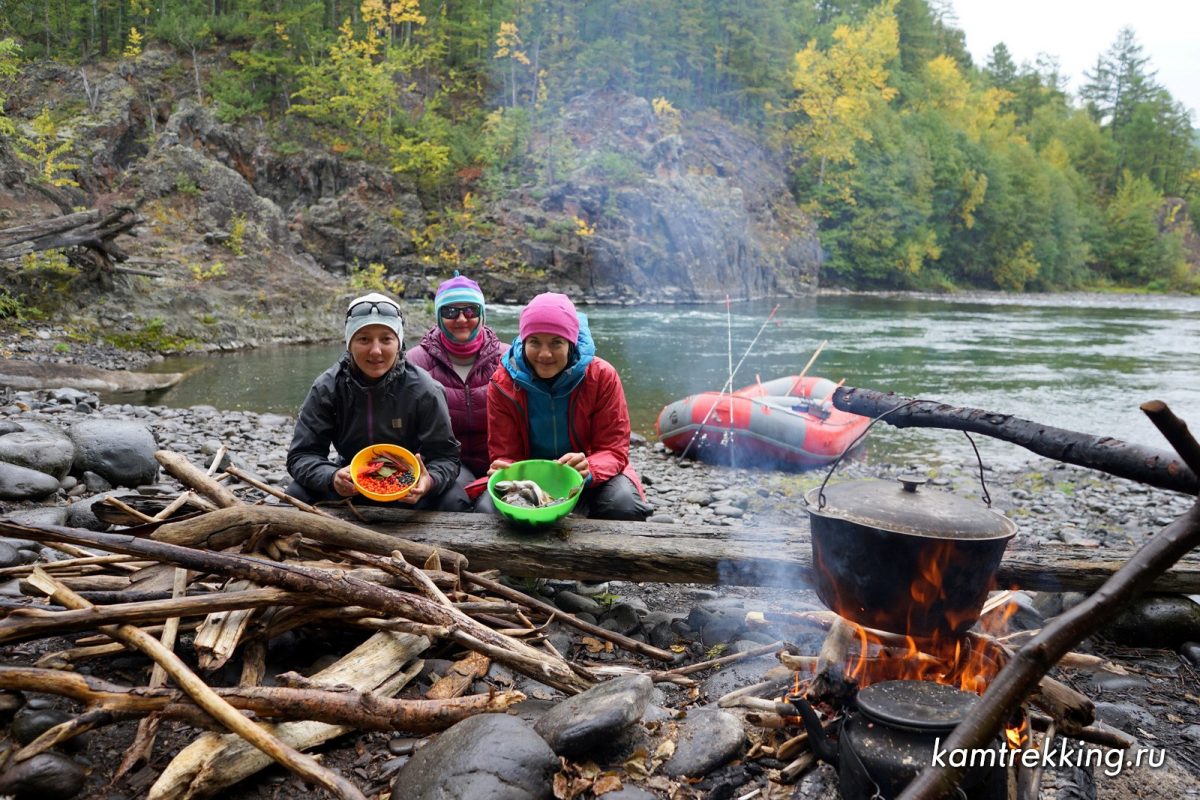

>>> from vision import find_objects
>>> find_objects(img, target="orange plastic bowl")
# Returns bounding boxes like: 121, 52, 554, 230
350, 444, 421, 502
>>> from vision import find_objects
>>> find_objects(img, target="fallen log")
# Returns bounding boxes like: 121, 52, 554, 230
0, 207, 140, 264
831, 386, 1198, 495
338, 508, 1200, 593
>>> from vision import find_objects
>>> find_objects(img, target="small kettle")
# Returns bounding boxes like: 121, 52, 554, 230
790, 680, 1008, 800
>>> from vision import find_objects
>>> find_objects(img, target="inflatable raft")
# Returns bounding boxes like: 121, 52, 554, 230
655, 375, 871, 470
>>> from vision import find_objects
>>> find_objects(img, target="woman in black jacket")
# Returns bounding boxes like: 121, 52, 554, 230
285, 292, 469, 510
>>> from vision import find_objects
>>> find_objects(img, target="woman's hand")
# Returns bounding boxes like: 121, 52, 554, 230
398, 454, 432, 505
332, 467, 357, 497
487, 458, 513, 477
558, 452, 590, 481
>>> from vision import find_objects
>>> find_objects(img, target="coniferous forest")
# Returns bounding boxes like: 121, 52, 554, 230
2, 0, 1198, 293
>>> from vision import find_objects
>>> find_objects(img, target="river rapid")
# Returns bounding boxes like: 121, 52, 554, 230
129, 292, 1200, 470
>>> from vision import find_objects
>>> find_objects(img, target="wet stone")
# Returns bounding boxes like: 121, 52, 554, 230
0, 541, 19, 569
0, 461, 61, 501
1180, 641, 1200, 668
1099, 594, 1200, 648
1093, 701, 1157, 734
555, 591, 603, 615
663, 707, 745, 777
602, 603, 643, 636
391, 714, 557, 800
534, 674, 653, 758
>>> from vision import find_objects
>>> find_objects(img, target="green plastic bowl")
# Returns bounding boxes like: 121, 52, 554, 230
487, 460, 585, 527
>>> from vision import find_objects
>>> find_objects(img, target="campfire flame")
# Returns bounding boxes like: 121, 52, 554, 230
836, 623, 1007, 693
814, 538, 1021, 695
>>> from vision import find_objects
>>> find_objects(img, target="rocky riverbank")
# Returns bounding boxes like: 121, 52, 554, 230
2, 386, 1199, 799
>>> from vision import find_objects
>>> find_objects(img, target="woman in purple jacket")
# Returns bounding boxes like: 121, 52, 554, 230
406, 272, 508, 491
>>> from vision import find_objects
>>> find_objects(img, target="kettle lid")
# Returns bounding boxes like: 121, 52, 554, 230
805, 475, 1017, 541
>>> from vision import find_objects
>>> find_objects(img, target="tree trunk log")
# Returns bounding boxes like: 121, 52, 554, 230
336, 508, 1200, 593
831, 386, 1198, 495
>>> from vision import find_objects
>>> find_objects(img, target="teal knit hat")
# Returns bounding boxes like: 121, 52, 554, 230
435, 271, 486, 342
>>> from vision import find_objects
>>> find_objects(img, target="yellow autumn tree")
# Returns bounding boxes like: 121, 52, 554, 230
917, 55, 1016, 145
495, 21, 530, 107
16, 107, 79, 187
788, 0, 899, 193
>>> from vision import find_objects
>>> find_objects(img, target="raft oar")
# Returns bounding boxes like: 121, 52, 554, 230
788, 339, 828, 398
677, 304, 780, 463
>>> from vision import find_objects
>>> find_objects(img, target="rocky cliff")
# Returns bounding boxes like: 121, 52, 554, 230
1, 49, 820, 352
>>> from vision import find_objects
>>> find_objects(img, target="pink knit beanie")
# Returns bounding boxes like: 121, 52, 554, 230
519, 293, 579, 343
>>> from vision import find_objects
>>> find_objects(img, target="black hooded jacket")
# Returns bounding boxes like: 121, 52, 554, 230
286, 353, 461, 496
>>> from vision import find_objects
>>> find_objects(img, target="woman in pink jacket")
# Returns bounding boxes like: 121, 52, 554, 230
407, 273, 508, 489
485, 292, 651, 521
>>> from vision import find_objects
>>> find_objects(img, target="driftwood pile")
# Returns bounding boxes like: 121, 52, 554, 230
0, 448, 675, 799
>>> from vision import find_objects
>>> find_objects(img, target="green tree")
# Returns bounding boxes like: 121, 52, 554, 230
1098, 170, 1179, 284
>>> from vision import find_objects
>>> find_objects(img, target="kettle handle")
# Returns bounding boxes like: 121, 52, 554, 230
815, 399, 995, 510
815, 400, 918, 509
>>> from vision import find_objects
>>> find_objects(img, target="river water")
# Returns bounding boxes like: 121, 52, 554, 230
131, 293, 1200, 469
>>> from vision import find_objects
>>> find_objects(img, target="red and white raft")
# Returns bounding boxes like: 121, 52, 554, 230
655, 375, 871, 470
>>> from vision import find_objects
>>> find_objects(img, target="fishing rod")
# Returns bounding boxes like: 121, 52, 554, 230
677, 303, 781, 463
726, 295, 736, 471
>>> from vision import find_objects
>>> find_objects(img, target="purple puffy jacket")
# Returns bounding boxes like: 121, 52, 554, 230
406, 325, 508, 478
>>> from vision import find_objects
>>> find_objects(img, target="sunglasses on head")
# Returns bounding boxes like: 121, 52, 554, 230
439, 305, 481, 320
346, 300, 401, 319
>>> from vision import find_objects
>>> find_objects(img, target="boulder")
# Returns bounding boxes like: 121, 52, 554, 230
663, 707, 745, 777
1099, 595, 1200, 649
0, 462, 60, 500
391, 714, 557, 800
68, 419, 158, 488
534, 675, 653, 757
0, 427, 75, 479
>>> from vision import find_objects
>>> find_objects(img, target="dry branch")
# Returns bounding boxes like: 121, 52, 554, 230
0, 666, 523, 732
0, 587, 315, 645
151, 505, 467, 573
150, 632, 427, 800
